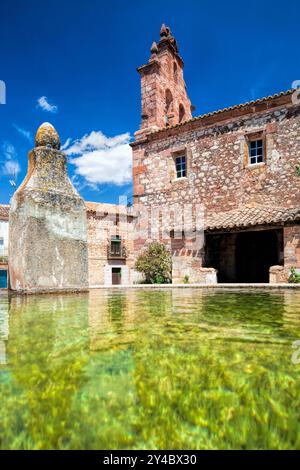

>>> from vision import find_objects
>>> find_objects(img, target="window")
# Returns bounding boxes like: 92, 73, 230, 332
179, 104, 185, 123
108, 235, 126, 259
0, 238, 3, 256
170, 229, 185, 239
111, 235, 121, 256
173, 62, 178, 82
165, 89, 173, 126
175, 155, 186, 178
249, 139, 264, 165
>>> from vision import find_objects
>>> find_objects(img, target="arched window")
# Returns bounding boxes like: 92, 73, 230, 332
165, 89, 173, 113
173, 62, 178, 82
179, 104, 185, 123
165, 89, 173, 125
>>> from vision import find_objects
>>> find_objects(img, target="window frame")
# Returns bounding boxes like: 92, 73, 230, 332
170, 147, 189, 182
175, 154, 187, 179
244, 131, 266, 168
248, 138, 264, 165
110, 235, 121, 256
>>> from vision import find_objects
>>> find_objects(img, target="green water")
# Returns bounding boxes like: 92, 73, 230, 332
0, 288, 300, 450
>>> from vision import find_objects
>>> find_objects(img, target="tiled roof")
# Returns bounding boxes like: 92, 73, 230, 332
0, 205, 9, 219
149, 89, 294, 136
205, 205, 300, 232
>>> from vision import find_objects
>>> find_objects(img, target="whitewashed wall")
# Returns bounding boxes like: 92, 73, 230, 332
0, 220, 8, 256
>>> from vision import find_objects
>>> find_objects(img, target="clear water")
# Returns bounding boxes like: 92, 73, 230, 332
0, 288, 300, 450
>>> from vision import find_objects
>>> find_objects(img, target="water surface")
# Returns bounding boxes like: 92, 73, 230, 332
0, 288, 300, 449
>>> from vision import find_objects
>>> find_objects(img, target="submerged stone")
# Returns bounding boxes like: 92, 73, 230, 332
8, 123, 88, 293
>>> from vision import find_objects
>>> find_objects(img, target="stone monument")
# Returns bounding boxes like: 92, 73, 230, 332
9, 122, 89, 293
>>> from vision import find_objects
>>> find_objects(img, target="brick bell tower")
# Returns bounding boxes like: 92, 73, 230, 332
135, 24, 193, 140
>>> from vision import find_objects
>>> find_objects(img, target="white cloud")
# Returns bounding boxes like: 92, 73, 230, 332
61, 138, 71, 150
2, 143, 17, 160
37, 96, 58, 113
3, 159, 20, 177
13, 124, 32, 142
64, 130, 132, 187
1, 143, 20, 177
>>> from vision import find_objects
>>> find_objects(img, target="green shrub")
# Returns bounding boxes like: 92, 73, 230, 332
289, 267, 300, 284
183, 275, 189, 284
135, 242, 172, 284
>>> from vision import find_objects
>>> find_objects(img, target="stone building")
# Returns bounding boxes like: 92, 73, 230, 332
131, 24, 300, 283
86, 201, 136, 286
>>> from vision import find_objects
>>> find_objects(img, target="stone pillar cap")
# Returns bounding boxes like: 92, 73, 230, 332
35, 122, 60, 149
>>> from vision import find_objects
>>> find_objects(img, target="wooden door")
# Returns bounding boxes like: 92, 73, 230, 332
112, 268, 121, 285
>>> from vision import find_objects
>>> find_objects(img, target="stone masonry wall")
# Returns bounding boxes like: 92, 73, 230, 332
284, 225, 300, 273
133, 103, 300, 212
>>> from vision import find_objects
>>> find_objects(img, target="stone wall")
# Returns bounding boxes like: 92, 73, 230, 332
133, 100, 299, 213
269, 265, 287, 283
284, 225, 300, 278
172, 253, 217, 284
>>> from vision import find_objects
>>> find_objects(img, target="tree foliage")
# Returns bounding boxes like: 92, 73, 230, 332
289, 267, 300, 284
135, 242, 172, 284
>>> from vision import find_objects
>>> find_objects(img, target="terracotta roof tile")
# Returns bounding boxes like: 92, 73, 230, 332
205, 205, 300, 232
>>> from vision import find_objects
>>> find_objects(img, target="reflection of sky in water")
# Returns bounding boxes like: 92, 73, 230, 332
0, 289, 300, 449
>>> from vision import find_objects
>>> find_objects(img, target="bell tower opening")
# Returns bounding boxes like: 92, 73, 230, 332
165, 89, 174, 126
179, 103, 185, 123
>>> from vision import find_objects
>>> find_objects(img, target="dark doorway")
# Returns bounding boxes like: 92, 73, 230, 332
235, 230, 280, 282
112, 268, 122, 285
205, 229, 282, 283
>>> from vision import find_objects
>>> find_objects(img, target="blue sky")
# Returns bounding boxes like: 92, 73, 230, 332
0, 0, 299, 204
